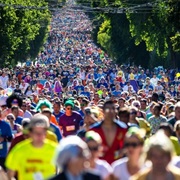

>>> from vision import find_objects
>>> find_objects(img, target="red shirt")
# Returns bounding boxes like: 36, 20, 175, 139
90, 121, 127, 164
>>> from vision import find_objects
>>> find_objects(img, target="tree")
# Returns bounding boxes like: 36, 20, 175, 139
0, 0, 50, 66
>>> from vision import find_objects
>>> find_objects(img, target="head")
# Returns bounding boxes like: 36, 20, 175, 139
21, 100, 27, 112
118, 107, 130, 124
174, 120, 180, 140
140, 99, 147, 110
65, 100, 74, 115
153, 104, 162, 117
174, 102, 180, 120
41, 108, 52, 121
145, 130, 174, 171
28, 114, 49, 146
85, 131, 102, 160
124, 127, 145, 159
54, 136, 90, 175
132, 100, 141, 110
103, 100, 116, 120
11, 106, 19, 118
6, 113, 15, 123
129, 106, 138, 122
53, 101, 61, 114
35, 99, 53, 113
118, 97, 125, 108
159, 123, 173, 137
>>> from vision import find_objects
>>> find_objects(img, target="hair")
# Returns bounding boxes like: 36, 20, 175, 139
174, 120, 180, 132
145, 130, 174, 161
6, 93, 23, 108
174, 102, 180, 110
85, 131, 102, 144
118, 107, 130, 117
11, 106, 19, 111
154, 103, 162, 112
35, 99, 53, 112
103, 100, 114, 110
159, 122, 173, 136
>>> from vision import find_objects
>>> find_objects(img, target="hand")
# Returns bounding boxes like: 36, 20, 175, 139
0, 137, 4, 143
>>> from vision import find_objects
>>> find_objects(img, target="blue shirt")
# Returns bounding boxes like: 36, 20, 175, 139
0, 120, 13, 157
15, 116, 23, 125
49, 123, 62, 142
53, 111, 64, 123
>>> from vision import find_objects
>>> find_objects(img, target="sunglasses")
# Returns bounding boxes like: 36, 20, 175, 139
124, 142, 142, 148
88, 146, 99, 152
7, 117, 14, 120
66, 107, 72, 110
130, 112, 137, 115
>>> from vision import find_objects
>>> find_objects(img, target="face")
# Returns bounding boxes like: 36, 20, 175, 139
175, 125, 180, 139
103, 104, 116, 119
7, 115, 15, 122
124, 136, 143, 158
140, 101, 146, 109
65, 106, 73, 113
53, 103, 60, 113
11, 99, 18, 106
149, 148, 171, 171
130, 110, 137, 119
153, 107, 160, 116
12, 109, 18, 117
21, 103, 27, 111
119, 100, 125, 107
84, 114, 96, 127
30, 127, 47, 145
87, 140, 100, 159
175, 107, 180, 119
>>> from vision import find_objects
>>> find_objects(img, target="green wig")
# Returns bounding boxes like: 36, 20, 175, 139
35, 99, 53, 113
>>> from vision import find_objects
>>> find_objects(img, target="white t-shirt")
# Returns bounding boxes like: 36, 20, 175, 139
90, 159, 112, 180
23, 110, 32, 119
112, 158, 130, 180
0, 76, 9, 89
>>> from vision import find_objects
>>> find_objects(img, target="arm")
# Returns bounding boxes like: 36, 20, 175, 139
7, 170, 16, 180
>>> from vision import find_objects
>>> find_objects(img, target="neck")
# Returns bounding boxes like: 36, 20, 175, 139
151, 167, 168, 176
66, 112, 72, 116
155, 114, 160, 118
128, 157, 140, 168
32, 141, 44, 148
89, 158, 96, 168
103, 118, 114, 127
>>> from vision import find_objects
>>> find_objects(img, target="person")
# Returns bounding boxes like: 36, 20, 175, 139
147, 103, 167, 134
112, 127, 146, 180
77, 106, 103, 138
118, 107, 130, 125
0, 116, 13, 170
168, 102, 180, 127
48, 135, 101, 180
6, 114, 57, 180
131, 130, 180, 180
90, 100, 127, 164
35, 99, 58, 126
53, 101, 64, 123
5, 113, 21, 135
85, 131, 112, 180
59, 100, 83, 137
174, 120, 180, 143
21, 100, 32, 119
42, 108, 62, 142
11, 106, 23, 125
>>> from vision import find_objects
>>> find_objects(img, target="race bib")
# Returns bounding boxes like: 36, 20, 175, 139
66, 125, 75, 131
0, 144, 3, 150
33, 172, 43, 180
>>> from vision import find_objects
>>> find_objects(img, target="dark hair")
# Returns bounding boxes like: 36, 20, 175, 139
159, 123, 173, 135
11, 106, 19, 111
154, 103, 162, 111
103, 100, 114, 110
118, 107, 130, 117
140, 99, 147, 104
6, 93, 23, 108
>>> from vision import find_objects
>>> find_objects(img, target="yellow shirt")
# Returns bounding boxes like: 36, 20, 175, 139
170, 136, 180, 156
47, 130, 58, 143
6, 139, 57, 180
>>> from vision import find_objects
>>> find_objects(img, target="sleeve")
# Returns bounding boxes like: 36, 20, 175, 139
5, 147, 20, 171
5, 123, 13, 141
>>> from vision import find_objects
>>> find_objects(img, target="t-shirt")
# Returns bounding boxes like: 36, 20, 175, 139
0, 120, 13, 157
15, 116, 23, 125
59, 112, 83, 137
6, 139, 57, 180
90, 121, 127, 164
53, 111, 64, 123
49, 123, 62, 142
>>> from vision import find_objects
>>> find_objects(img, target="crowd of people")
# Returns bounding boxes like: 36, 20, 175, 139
0, 1, 180, 180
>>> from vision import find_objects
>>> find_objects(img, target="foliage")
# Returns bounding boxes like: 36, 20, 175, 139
0, 0, 50, 67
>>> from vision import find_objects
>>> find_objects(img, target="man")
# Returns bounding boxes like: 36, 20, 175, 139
42, 108, 62, 142
21, 100, 32, 119
90, 100, 127, 164
11, 106, 23, 125
53, 101, 64, 123
168, 102, 180, 127
59, 100, 83, 137
0, 72, 9, 89
6, 114, 57, 180
0, 116, 13, 170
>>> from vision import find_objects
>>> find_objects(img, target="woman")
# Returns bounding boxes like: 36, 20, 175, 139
6, 113, 21, 135
49, 136, 101, 180
77, 106, 103, 139
24, 85, 33, 96
131, 130, 180, 180
54, 80, 62, 95
147, 103, 167, 134
85, 131, 112, 180
131, 101, 146, 120
112, 127, 146, 180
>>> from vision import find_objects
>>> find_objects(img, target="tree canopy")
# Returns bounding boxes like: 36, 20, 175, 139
77, 0, 180, 68
0, 0, 50, 67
